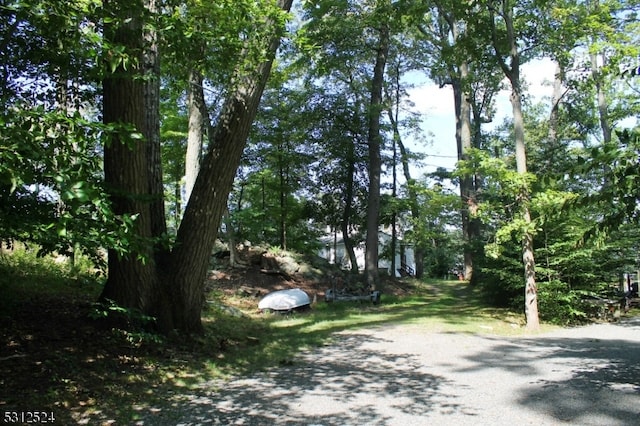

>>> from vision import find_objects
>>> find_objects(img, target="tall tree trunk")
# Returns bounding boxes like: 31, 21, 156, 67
548, 61, 562, 147
185, 69, 205, 204
591, 52, 612, 144
391, 133, 397, 277
386, 92, 424, 278
278, 145, 287, 250
100, 0, 155, 311
389, 61, 399, 277
161, 0, 294, 333
364, 23, 389, 291
469, 93, 486, 279
511, 83, 539, 330
490, 1, 539, 330
342, 153, 359, 272
453, 59, 475, 282
428, 7, 481, 281
141, 0, 171, 324
223, 208, 243, 268
143, 0, 166, 246
590, 50, 613, 183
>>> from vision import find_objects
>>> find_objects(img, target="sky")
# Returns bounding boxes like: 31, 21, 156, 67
405, 58, 558, 176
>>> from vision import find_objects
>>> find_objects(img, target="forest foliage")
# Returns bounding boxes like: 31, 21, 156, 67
1, 0, 640, 328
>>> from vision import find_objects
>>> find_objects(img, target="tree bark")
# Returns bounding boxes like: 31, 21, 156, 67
453, 59, 475, 282
143, 0, 165, 243
100, 0, 155, 311
391, 133, 397, 277
425, 6, 482, 281
185, 69, 205, 204
364, 22, 389, 291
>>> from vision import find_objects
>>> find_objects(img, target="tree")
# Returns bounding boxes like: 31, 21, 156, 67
411, 0, 502, 282
185, 69, 206, 204
413, 0, 475, 280
232, 75, 320, 252
144, 0, 165, 244
475, 0, 544, 329
100, 0, 158, 311
298, 0, 393, 277
99, 0, 294, 333
0, 0, 121, 263
160, 0, 294, 332
364, 2, 391, 291
384, 55, 429, 277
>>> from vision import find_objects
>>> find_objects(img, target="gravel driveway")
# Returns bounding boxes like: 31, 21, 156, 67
144, 317, 640, 425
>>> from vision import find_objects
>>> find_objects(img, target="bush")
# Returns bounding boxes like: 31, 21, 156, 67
0, 244, 103, 314
537, 280, 589, 325
476, 246, 523, 309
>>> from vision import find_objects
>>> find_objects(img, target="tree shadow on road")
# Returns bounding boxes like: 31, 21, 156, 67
455, 319, 640, 425
142, 333, 477, 425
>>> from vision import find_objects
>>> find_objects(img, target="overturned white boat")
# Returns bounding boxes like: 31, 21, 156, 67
258, 288, 311, 312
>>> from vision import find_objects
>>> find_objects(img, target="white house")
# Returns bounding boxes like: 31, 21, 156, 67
319, 226, 415, 277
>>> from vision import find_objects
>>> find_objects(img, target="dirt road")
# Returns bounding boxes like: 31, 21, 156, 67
142, 317, 640, 425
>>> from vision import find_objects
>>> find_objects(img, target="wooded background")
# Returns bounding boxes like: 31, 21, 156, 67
2, 0, 640, 332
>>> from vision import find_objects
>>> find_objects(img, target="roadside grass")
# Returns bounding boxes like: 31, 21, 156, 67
223, 279, 551, 376
2, 249, 625, 424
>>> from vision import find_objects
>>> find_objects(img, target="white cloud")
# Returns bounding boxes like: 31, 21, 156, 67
407, 57, 556, 127
402, 58, 558, 174
408, 83, 455, 119
404, 82, 458, 172
522, 57, 556, 101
